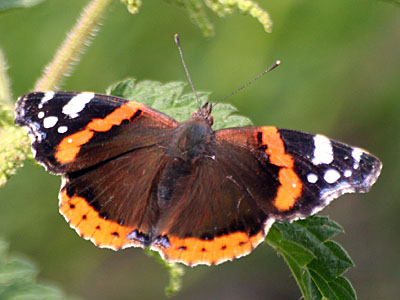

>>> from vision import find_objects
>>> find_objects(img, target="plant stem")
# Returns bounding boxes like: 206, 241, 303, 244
34, 0, 113, 91
0, 49, 12, 105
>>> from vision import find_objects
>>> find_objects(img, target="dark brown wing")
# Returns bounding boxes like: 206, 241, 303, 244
59, 145, 169, 250
150, 136, 279, 266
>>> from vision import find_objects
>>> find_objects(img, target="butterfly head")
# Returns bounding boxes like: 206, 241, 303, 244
191, 102, 213, 126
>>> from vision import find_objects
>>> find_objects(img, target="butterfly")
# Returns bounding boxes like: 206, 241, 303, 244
14, 90, 382, 266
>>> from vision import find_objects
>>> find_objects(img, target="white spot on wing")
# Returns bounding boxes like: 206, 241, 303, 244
324, 169, 341, 184
312, 134, 334, 165
40, 91, 55, 106
57, 126, 68, 133
307, 173, 318, 183
43, 116, 58, 128
37, 111, 45, 119
344, 169, 352, 177
352, 148, 363, 169
62, 92, 94, 118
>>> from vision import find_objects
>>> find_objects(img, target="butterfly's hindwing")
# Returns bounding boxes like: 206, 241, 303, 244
151, 139, 277, 266
59, 145, 169, 250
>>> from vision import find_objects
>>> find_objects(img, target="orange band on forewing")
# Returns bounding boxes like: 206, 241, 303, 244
55, 102, 144, 164
59, 190, 140, 250
259, 127, 302, 211
259, 127, 294, 168
275, 168, 303, 211
87, 101, 143, 132
55, 130, 94, 164
156, 230, 264, 266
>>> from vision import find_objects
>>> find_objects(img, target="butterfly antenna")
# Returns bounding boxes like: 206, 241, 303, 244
214, 60, 281, 107
174, 34, 201, 108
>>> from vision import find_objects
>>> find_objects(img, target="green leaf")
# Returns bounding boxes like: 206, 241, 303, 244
0, 0, 45, 11
266, 216, 356, 300
107, 78, 252, 130
0, 238, 77, 300
308, 240, 354, 281
205, 0, 273, 33
166, 0, 273, 37
329, 276, 357, 300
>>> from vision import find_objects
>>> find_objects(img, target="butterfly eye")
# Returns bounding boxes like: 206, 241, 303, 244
208, 114, 214, 126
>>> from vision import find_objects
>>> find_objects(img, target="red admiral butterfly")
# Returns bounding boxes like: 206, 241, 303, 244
14, 90, 381, 266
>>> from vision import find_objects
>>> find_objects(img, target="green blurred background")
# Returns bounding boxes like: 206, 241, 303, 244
1, 0, 399, 299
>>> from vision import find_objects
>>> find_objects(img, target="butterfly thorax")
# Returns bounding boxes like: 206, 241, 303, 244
168, 118, 215, 163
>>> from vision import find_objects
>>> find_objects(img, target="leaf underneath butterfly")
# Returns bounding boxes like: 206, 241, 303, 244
266, 216, 356, 300
107, 79, 357, 299
106, 78, 253, 130
0, 238, 78, 300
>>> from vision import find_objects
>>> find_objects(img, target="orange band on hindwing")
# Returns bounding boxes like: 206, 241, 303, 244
154, 230, 265, 266
258, 127, 303, 211
55, 101, 144, 164
59, 189, 142, 250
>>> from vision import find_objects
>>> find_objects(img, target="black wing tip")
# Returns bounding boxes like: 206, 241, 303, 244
14, 92, 44, 125
14, 94, 28, 125
359, 153, 382, 192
